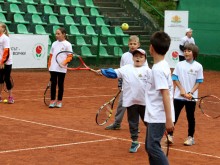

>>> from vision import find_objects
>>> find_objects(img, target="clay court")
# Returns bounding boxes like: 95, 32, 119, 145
0, 70, 219, 165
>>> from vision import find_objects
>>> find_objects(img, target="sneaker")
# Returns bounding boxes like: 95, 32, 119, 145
105, 123, 121, 130
8, 96, 14, 104
49, 100, 56, 108
129, 141, 140, 153
165, 135, 174, 144
184, 136, 195, 146
56, 101, 62, 108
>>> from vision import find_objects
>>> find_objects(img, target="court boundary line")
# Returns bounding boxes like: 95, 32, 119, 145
0, 115, 219, 159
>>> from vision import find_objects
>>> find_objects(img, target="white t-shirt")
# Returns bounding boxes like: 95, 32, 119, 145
173, 60, 204, 100
114, 64, 151, 107
49, 40, 72, 73
0, 34, 12, 65
144, 60, 175, 123
120, 51, 148, 67
179, 36, 195, 56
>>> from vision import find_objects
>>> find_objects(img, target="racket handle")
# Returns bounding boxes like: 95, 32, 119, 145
90, 68, 98, 73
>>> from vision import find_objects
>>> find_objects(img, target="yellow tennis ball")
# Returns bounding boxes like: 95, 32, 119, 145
121, 23, 129, 31
3, 99, 8, 103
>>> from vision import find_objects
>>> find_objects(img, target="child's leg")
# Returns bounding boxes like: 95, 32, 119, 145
185, 101, 196, 137
4, 65, 13, 98
138, 105, 147, 126
57, 72, 66, 101
145, 123, 169, 165
50, 71, 58, 100
0, 68, 4, 100
127, 105, 140, 141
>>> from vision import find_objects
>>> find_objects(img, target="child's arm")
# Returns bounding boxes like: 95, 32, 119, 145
96, 68, 118, 79
161, 89, 174, 132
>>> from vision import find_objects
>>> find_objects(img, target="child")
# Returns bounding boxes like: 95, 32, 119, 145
0, 22, 14, 104
167, 43, 204, 146
97, 48, 151, 153
144, 31, 175, 165
105, 35, 149, 130
48, 27, 73, 108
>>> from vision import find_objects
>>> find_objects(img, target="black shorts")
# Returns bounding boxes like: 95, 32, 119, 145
0, 64, 12, 83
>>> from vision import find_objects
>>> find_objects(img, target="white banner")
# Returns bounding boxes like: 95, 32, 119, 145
164, 10, 188, 68
9, 34, 49, 69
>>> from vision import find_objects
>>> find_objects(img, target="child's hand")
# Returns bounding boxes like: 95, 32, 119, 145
180, 89, 186, 97
95, 69, 103, 75
166, 119, 174, 133
184, 93, 193, 100
0, 63, 4, 69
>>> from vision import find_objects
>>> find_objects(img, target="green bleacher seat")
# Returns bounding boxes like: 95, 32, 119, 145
27, 5, 42, 15
7, 0, 21, 4
44, 5, 58, 15
92, 36, 106, 46
14, 13, 29, 24
115, 26, 129, 36
35, 24, 50, 35
76, 36, 91, 46
70, 0, 84, 7
10, 4, 25, 14
52, 25, 60, 34
81, 46, 93, 57
64, 16, 79, 25
96, 17, 109, 27
122, 36, 129, 45
60, 6, 74, 16
75, 7, 89, 17
0, 13, 11, 24
49, 15, 64, 25
101, 26, 114, 36
17, 24, 32, 34
0, 5, 7, 13
40, 0, 54, 6
32, 14, 47, 25
99, 46, 110, 57
107, 37, 120, 46
85, 0, 98, 8
56, 0, 69, 7
81, 16, 95, 26
24, 0, 37, 5
114, 47, 123, 56
90, 8, 104, 17
86, 25, 97, 36
69, 25, 84, 36
0, 0, 4, 3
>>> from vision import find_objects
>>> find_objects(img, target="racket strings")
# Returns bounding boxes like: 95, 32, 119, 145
200, 96, 220, 118
96, 103, 113, 125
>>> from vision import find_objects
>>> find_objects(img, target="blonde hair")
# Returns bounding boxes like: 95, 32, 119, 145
129, 35, 140, 43
0, 22, 9, 36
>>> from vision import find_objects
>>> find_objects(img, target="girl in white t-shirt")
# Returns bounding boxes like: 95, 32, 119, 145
48, 27, 73, 108
0, 23, 14, 104
168, 43, 204, 146
96, 48, 151, 153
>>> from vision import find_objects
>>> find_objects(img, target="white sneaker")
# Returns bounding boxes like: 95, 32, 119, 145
165, 135, 174, 144
184, 136, 195, 146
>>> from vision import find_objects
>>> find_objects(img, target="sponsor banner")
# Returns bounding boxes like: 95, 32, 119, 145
9, 34, 49, 68
164, 10, 188, 68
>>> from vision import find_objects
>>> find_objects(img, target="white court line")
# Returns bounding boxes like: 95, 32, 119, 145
0, 115, 219, 159
0, 138, 116, 154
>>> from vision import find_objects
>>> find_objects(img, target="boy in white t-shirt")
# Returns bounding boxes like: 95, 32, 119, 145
0, 22, 14, 104
48, 27, 73, 108
96, 49, 151, 153
167, 43, 204, 146
144, 31, 175, 165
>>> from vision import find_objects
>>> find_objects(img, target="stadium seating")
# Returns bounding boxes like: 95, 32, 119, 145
14, 13, 29, 24
64, 16, 80, 26
114, 47, 123, 56
69, 25, 84, 36
115, 26, 129, 36
10, 4, 25, 14
81, 16, 95, 26
24, 0, 37, 5
60, 7, 74, 16
92, 36, 106, 46
52, 25, 60, 34
85, 25, 98, 36
107, 37, 120, 46
75, 7, 89, 17
81, 46, 93, 57
70, 0, 84, 7
99, 46, 110, 57
90, 8, 104, 17
6, 0, 21, 4
0, 13, 11, 24
96, 17, 109, 27
85, 0, 98, 8
40, 0, 54, 6
101, 26, 115, 36
17, 24, 32, 34
76, 36, 91, 46
27, 5, 42, 15
0, 5, 7, 13
31, 14, 47, 25
35, 24, 50, 35
44, 5, 58, 15
49, 15, 64, 25
56, 0, 69, 7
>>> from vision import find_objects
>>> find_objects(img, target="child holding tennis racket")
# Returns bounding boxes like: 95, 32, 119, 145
167, 43, 204, 146
47, 27, 73, 108
144, 31, 175, 165
105, 35, 149, 130
0, 22, 14, 104
96, 48, 151, 153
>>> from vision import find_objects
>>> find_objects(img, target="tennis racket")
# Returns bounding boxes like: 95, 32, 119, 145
161, 132, 170, 157
4, 76, 14, 93
95, 90, 121, 126
56, 51, 96, 72
192, 95, 220, 119
44, 81, 51, 106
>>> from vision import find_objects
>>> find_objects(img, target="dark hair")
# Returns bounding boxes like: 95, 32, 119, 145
150, 31, 171, 55
184, 43, 199, 60
57, 27, 68, 40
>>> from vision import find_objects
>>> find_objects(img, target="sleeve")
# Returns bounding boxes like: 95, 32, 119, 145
0, 48, 9, 64
48, 53, 52, 68
101, 68, 118, 79
154, 70, 169, 90
196, 64, 204, 83
172, 74, 179, 81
